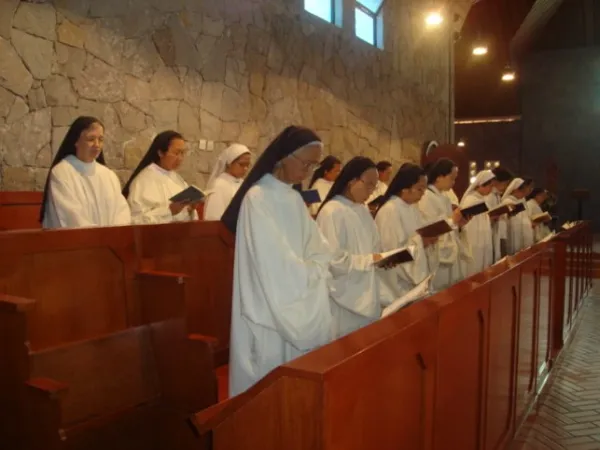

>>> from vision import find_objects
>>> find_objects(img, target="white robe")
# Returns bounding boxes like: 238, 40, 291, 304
43, 155, 131, 229
375, 196, 437, 298
526, 199, 551, 242
317, 196, 394, 339
127, 163, 198, 224
419, 186, 470, 290
309, 178, 333, 216
460, 191, 494, 276
229, 174, 333, 396
502, 195, 534, 254
366, 180, 388, 204
204, 172, 243, 221
486, 189, 507, 262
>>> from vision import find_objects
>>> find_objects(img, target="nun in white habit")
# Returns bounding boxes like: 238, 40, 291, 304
419, 158, 471, 291
487, 167, 514, 261
40, 116, 131, 229
460, 170, 495, 276
221, 126, 334, 396
375, 163, 439, 298
526, 188, 551, 242
316, 157, 396, 339
307, 155, 341, 216
203, 143, 251, 220
123, 130, 199, 224
501, 177, 535, 254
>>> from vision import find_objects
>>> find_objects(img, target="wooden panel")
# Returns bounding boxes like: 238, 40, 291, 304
434, 282, 489, 450
537, 247, 553, 391
485, 265, 520, 450
30, 326, 161, 425
0, 191, 42, 231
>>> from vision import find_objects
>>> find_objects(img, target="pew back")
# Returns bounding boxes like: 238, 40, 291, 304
0, 191, 42, 231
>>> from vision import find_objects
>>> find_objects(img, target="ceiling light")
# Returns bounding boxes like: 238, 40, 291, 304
457, 140, 466, 147
425, 11, 443, 27
472, 45, 488, 56
502, 66, 516, 82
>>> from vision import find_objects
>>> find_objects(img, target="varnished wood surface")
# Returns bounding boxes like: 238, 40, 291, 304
0, 191, 42, 231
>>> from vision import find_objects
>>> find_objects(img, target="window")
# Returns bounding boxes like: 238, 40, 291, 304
304, 0, 342, 27
355, 0, 384, 49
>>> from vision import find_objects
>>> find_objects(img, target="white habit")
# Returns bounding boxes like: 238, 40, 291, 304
501, 178, 534, 254
128, 163, 198, 224
43, 155, 131, 229
317, 196, 394, 339
229, 174, 333, 396
460, 171, 495, 276
526, 198, 551, 242
419, 186, 470, 290
309, 178, 334, 216
375, 196, 437, 298
204, 144, 250, 221
366, 180, 388, 204
487, 188, 507, 262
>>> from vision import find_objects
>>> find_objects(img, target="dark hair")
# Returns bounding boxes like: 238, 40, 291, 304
492, 167, 514, 182
375, 163, 425, 216
376, 161, 392, 172
518, 177, 534, 191
481, 178, 495, 188
122, 130, 184, 198
427, 158, 456, 185
316, 156, 376, 217
292, 183, 303, 193
39, 116, 105, 223
309, 155, 341, 188
526, 187, 546, 201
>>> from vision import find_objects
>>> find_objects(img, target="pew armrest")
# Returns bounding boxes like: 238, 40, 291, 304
136, 269, 189, 283
0, 294, 36, 313
136, 270, 191, 324
26, 377, 69, 399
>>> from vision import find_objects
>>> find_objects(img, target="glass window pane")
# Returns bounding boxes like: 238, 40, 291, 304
304, 0, 332, 23
355, 7, 374, 45
357, 0, 383, 14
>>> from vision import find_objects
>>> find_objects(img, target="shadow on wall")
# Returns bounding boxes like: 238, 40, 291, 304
0, 0, 452, 191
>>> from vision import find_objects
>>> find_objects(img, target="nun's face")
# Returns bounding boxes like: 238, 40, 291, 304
75, 122, 104, 163
280, 144, 322, 184
437, 167, 458, 191
494, 179, 510, 194
380, 166, 393, 183
478, 182, 494, 196
159, 138, 186, 171
228, 153, 252, 179
402, 175, 427, 204
324, 163, 342, 182
347, 168, 378, 203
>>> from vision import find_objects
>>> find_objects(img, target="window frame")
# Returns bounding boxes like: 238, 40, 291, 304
355, 0, 385, 49
303, 0, 342, 28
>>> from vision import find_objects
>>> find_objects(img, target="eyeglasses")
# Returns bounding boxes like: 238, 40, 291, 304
290, 154, 320, 171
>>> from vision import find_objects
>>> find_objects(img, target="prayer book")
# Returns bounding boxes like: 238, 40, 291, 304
539, 232, 556, 243
460, 202, 489, 218
368, 195, 386, 207
488, 204, 513, 218
416, 220, 453, 239
374, 245, 415, 269
381, 274, 433, 318
299, 189, 321, 205
169, 185, 207, 204
531, 212, 552, 224
507, 202, 526, 217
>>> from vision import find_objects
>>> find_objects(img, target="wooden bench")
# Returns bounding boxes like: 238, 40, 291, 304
0, 191, 42, 231
0, 295, 216, 450
188, 222, 593, 450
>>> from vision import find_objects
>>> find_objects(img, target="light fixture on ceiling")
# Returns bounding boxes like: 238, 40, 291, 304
425, 11, 444, 27
457, 140, 466, 147
472, 45, 488, 56
501, 66, 516, 82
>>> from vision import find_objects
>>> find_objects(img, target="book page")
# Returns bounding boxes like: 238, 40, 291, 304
381, 274, 433, 318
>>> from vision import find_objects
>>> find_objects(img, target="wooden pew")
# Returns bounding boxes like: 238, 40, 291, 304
189, 223, 593, 450
0, 295, 216, 450
0, 191, 42, 230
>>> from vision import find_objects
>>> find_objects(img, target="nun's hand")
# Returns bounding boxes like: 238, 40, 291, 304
452, 208, 467, 226
169, 201, 189, 215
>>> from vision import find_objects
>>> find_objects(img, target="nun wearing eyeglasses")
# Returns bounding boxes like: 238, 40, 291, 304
203, 143, 252, 220
315, 157, 396, 339
501, 177, 535, 254
123, 130, 199, 224
460, 170, 495, 276
375, 164, 439, 298
221, 126, 334, 396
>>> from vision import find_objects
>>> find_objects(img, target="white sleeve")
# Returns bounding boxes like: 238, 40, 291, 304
47, 170, 96, 228
203, 190, 229, 221
110, 173, 131, 226
237, 194, 332, 351
127, 177, 171, 224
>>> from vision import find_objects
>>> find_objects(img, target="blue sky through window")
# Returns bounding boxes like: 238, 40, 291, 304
304, 0, 332, 23
355, 7, 374, 45
356, 0, 383, 13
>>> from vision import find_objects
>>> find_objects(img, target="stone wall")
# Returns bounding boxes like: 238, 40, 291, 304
0, 0, 453, 191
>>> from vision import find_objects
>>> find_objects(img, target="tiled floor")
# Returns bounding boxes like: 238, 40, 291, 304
512, 289, 600, 449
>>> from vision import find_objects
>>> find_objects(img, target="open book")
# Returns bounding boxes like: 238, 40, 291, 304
374, 245, 415, 269
539, 232, 556, 243
488, 204, 513, 218
381, 274, 433, 318
299, 189, 321, 205
531, 212, 552, 224
561, 221, 575, 230
416, 220, 453, 239
460, 202, 489, 218
368, 195, 386, 208
169, 185, 208, 204
508, 203, 526, 217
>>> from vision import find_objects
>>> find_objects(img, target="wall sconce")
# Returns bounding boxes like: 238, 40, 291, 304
501, 66, 516, 82
425, 11, 444, 27
472, 45, 488, 56
457, 139, 466, 147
